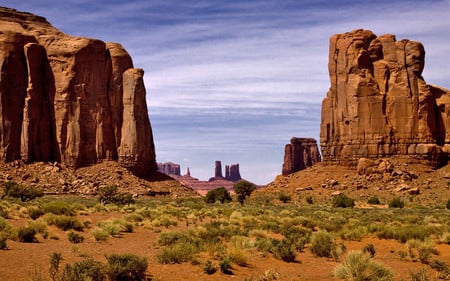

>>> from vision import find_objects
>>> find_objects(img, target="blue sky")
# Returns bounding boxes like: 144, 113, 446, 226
3, 0, 450, 184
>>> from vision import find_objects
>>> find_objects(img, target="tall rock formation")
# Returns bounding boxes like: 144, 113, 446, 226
320, 29, 450, 166
225, 164, 241, 182
282, 137, 321, 176
157, 162, 181, 176
0, 7, 156, 176
215, 160, 223, 178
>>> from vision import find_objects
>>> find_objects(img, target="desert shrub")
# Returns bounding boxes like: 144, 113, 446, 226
220, 256, 233, 274
408, 268, 430, 281
205, 187, 232, 204
388, 197, 404, 208
203, 260, 217, 275
124, 213, 144, 222
339, 226, 368, 241
0, 217, 12, 237
92, 227, 109, 241
28, 207, 45, 220
270, 239, 296, 262
446, 199, 450, 210
310, 231, 337, 258
2, 181, 44, 202
255, 237, 273, 255
0, 233, 7, 249
67, 231, 84, 244
367, 196, 381, 205
362, 243, 376, 257
46, 215, 84, 231
278, 193, 291, 203
106, 253, 148, 281
332, 195, 355, 208
49, 252, 63, 281
61, 258, 106, 281
157, 241, 199, 264
17, 226, 37, 242
98, 185, 134, 205
233, 180, 257, 205
306, 196, 314, 204
158, 231, 186, 246
429, 259, 450, 279
42, 201, 76, 216
373, 224, 430, 243
333, 251, 394, 281
406, 239, 438, 264
227, 247, 250, 267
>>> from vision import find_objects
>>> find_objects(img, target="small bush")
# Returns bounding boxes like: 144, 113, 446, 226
42, 201, 76, 216
270, 239, 296, 262
28, 207, 45, 220
227, 247, 250, 267
233, 180, 257, 205
429, 259, 450, 279
61, 258, 106, 281
310, 231, 337, 258
278, 193, 291, 203
333, 251, 394, 281
446, 199, 450, 210
388, 197, 404, 208
2, 181, 44, 202
92, 227, 109, 241
67, 231, 84, 244
306, 196, 314, 204
157, 241, 199, 264
46, 215, 84, 231
408, 268, 430, 281
0, 234, 7, 249
332, 195, 355, 208
220, 256, 233, 274
158, 231, 186, 246
106, 253, 148, 281
362, 243, 376, 257
203, 260, 217, 275
205, 187, 232, 204
367, 196, 381, 205
98, 185, 135, 205
17, 226, 37, 242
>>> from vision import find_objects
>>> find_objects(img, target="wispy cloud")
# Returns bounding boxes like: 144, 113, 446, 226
4, 0, 450, 183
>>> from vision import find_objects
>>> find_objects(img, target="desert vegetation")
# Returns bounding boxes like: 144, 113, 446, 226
0, 183, 449, 280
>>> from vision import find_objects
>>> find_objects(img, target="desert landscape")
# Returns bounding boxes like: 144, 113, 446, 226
0, 4, 450, 281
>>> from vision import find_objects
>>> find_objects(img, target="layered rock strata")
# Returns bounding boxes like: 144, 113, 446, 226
282, 137, 321, 176
157, 162, 181, 176
320, 29, 450, 166
0, 7, 156, 176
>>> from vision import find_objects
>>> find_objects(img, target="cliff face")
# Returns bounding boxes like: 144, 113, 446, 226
282, 137, 321, 176
320, 29, 450, 166
0, 7, 156, 176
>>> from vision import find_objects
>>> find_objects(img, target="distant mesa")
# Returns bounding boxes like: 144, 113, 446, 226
0, 7, 156, 177
320, 29, 450, 167
157, 162, 181, 176
282, 137, 321, 176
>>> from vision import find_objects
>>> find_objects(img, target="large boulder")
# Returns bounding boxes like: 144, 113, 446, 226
320, 29, 450, 167
0, 7, 156, 177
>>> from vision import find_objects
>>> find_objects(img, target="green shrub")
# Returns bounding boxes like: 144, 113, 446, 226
106, 253, 148, 281
67, 231, 84, 244
367, 196, 381, 205
406, 239, 438, 264
233, 180, 257, 205
0, 233, 7, 249
310, 231, 338, 258
270, 239, 296, 262
157, 241, 199, 264
362, 243, 376, 257
42, 201, 76, 216
17, 226, 37, 242
2, 181, 44, 202
278, 193, 291, 203
158, 231, 186, 246
220, 256, 233, 274
227, 247, 250, 267
332, 195, 355, 208
203, 260, 217, 275
61, 258, 106, 281
98, 185, 135, 205
205, 187, 232, 203
333, 251, 394, 281
92, 227, 109, 241
46, 215, 84, 231
388, 197, 404, 208
28, 207, 45, 220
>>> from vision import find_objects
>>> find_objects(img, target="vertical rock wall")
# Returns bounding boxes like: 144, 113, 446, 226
282, 137, 321, 176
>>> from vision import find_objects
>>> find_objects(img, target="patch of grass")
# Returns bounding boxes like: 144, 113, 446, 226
310, 231, 339, 258
106, 253, 148, 281
157, 241, 199, 264
333, 251, 394, 281
67, 231, 84, 244
46, 215, 84, 231
332, 195, 355, 208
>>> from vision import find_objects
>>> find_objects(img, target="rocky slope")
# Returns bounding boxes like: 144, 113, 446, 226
0, 7, 156, 176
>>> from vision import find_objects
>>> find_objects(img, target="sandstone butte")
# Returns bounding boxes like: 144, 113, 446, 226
282, 137, 321, 176
320, 29, 450, 167
0, 7, 156, 177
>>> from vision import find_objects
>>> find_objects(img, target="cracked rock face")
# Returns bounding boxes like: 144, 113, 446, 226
0, 7, 156, 176
320, 29, 450, 167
